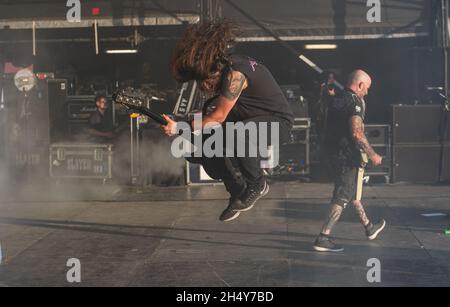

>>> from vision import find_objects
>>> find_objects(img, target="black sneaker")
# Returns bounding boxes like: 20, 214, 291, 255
313, 235, 344, 252
234, 180, 269, 212
365, 219, 386, 240
219, 198, 242, 222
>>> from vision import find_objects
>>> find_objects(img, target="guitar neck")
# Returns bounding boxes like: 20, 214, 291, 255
129, 106, 168, 126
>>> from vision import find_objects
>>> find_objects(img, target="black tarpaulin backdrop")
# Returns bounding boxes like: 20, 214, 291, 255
0, 0, 433, 39
223, 0, 431, 39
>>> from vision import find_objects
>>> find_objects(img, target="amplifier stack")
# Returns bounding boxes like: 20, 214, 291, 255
391, 104, 450, 183
364, 124, 391, 183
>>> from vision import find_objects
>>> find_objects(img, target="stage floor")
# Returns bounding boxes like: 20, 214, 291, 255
1, 182, 450, 287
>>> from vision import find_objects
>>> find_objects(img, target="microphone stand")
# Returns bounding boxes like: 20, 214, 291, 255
438, 90, 450, 183
438, 92, 450, 111
438, 0, 449, 183
20, 87, 32, 181
0, 78, 6, 177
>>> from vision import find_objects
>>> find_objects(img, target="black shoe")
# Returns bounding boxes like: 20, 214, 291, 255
313, 235, 344, 252
234, 180, 269, 212
219, 198, 242, 222
365, 219, 386, 240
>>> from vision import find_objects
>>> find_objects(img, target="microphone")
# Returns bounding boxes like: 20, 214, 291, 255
426, 86, 444, 91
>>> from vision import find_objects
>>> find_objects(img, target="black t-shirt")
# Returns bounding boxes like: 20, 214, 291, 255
89, 109, 114, 133
325, 88, 366, 166
223, 55, 294, 125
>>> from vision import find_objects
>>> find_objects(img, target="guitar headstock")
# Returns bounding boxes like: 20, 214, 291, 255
112, 89, 147, 109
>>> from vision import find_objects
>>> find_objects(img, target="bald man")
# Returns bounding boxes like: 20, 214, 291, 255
313, 70, 386, 252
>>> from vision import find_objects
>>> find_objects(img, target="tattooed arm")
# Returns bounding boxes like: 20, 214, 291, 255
195, 70, 248, 128
350, 116, 382, 165
220, 69, 248, 100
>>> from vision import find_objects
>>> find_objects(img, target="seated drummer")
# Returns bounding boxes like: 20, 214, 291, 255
87, 94, 116, 142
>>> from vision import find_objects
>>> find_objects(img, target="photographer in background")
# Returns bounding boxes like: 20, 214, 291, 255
316, 71, 337, 138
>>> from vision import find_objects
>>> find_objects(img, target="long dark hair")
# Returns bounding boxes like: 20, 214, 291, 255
170, 19, 238, 83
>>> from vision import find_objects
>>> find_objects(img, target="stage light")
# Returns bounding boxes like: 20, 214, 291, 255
105, 49, 138, 54
304, 44, 338, 50
14, 69, 36, 92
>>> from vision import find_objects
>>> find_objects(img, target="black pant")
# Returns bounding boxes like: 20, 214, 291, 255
187, 115, 292, 197
329, 155, 365, 207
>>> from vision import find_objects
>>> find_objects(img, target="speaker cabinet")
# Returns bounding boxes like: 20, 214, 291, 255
186, 161, 222, 185
365, 124, 390, 146
47, 79, 68, 142
4, 78, 67, 181
392, 144, 450, 183
364, 124, 391, 181
392, 104, 450, 144
366, 145, 391, 176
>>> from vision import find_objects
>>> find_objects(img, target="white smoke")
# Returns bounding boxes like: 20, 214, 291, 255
140, 129, 185, 185
0, 161, 6, 201
103, 126, 185, 187
0, 126, 186, 204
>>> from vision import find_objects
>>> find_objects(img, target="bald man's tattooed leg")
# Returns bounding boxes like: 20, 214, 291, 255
321, 204, 344, 235
353, 200, 370, 227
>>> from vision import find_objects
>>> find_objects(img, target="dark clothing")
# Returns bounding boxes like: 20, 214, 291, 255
325, 88, 367, 206
186, 156, 246, 197
224, 55, 294, 125
325, 88, 366, 168
89, 109, 114, 133
331, 163, 359, 207
188, 55, 293, 197
88, 109, 114, 143
188, 115, 292, 196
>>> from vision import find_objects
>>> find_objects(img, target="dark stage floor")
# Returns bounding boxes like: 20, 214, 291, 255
1, 181, 450, 287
